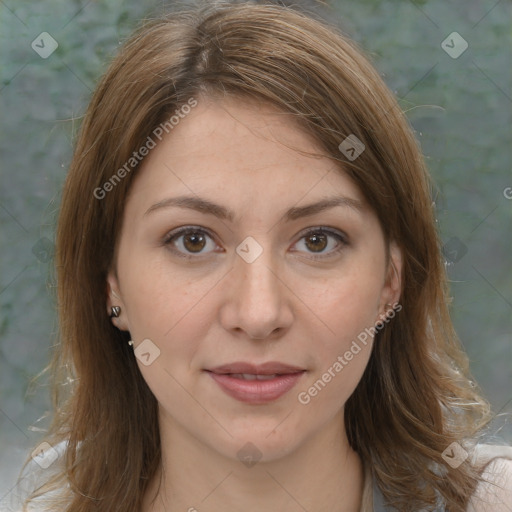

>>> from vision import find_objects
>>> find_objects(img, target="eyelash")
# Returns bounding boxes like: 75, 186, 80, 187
162, 226, 349, 261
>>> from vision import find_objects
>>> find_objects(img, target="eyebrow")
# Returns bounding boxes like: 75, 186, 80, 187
143, 195, 365, 222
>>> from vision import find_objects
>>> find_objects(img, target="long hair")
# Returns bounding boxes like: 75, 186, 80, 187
21, 1, 492, 510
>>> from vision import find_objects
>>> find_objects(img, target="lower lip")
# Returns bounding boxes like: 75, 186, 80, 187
206, 371, 305, 404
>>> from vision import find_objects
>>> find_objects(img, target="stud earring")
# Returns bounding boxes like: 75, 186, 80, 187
110, 306, 121, 318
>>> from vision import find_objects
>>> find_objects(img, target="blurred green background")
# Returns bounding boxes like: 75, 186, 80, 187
1, 0, 511, 499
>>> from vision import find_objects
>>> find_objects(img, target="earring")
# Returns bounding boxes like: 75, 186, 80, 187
110, 306, 121, 318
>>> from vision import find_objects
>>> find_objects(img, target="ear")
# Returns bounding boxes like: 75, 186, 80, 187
106, 271, 130, 332
376, 241, 403, 322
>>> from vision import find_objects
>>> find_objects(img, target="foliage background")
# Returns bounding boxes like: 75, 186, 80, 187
0, 0, 511, 500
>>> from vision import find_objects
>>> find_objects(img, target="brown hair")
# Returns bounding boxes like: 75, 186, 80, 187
21, 1, 492, 510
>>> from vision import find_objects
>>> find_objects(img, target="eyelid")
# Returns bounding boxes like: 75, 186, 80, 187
296, 226, 348, 244
162, 225, 216, 244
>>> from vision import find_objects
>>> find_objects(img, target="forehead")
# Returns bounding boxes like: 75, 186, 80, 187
126, 96, 366, 218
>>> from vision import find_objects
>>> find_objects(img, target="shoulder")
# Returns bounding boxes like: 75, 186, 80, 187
0, 440, 70, 512
467, 444, 512, 512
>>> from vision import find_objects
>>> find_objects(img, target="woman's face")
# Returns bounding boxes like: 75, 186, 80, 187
108, 96, 401, 463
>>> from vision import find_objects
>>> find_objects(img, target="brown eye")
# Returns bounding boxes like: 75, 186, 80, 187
164, 227, 217, 258
304, 232, 328, 253
183, 232, 206, 253
293, 228, 348, 260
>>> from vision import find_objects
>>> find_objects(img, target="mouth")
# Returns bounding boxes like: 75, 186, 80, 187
206, 361, 306, 376
204, 362, 306, 404
221, 373, 288, 381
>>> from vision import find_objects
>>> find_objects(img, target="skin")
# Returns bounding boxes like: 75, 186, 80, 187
107, 96, 402, 512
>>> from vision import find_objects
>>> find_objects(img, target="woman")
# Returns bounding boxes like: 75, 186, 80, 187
8, 1, 512, 511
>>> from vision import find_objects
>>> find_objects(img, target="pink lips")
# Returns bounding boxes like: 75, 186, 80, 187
205, 362, 306, 404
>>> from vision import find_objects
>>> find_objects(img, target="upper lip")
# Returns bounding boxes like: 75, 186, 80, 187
206, 362, 306, 375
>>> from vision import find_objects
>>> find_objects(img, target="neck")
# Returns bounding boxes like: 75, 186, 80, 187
143, 411, 364, 512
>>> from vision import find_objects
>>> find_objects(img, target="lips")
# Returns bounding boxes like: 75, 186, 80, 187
207, 361, 305, 375
205, 361, 306, 404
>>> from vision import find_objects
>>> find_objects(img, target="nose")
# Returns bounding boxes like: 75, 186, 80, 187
219, 241, 294, 340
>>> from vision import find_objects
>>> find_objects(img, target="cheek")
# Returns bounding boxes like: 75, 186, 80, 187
304, 268, 383, 342
295, 266, 382, 402
298, 345, 372, 414
119, 261, 219, 403
119, 253, 211, 340
296, 286, 375, 412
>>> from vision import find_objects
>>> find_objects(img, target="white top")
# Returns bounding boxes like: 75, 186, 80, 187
366, 444, 512, 511
466, 446, 512, 512
2, 442, 512, 511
